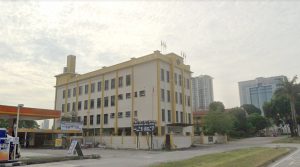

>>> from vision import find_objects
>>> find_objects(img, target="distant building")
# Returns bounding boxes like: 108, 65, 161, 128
192, 75, 214, 111
238, 76, 286, 116
41, 119, 49, 129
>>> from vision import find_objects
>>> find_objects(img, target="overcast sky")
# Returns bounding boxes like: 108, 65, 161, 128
1, 1, 300, 110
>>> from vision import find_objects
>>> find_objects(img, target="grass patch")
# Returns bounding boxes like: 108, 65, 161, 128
272, 136, 300, 144
151, 147, 290, 167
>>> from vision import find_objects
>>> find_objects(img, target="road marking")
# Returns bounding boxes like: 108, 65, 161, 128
270, 149, 299, 167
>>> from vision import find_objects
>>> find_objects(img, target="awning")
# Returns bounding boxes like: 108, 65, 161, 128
18, 128, 81, 134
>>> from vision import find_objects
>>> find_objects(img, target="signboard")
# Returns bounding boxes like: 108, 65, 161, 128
67, 140, 83, 156
55, 138, 62, 147
133, 120, 156, 132
61, 122, 83, 131
0, 138, 9, 161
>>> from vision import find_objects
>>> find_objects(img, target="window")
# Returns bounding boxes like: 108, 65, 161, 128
188, 96, 191, 106
97, 114, 100, 124
188, 113, 191, 124
77, 116, 81, 122
118, 76, 123, 87
179, 93, 183, 105
186, 79, 190, 89
91, 83, 95, 93
104, 114, 108, 124
111, 96, 115, 106
139, 90, 145, 97
161, 89, 165, 101
134, 92, 138, 97
118, 94, 123, 100
79, 86, 82, 95
126, 93, 131, 99
73, 88, 76, 97
63, 90, 65, 99
97, 98, 101, 108
97, 81, 101, 92
90, 99, 94, 109
90, 115, 94, 125
180, 111, 183, 123
104, 97, 108, 107
118, 112, 123, 118
126, 75, 131, 86
111, 79, 115, 89
68, 89, 71, 98
62, 104, 65, 112
85, 84, 89, 94
84, 116, 87, 125
162, 109, 165, 122
134, 110, 138, 117
67, 103, 70, 112
125, 111, 130, 117
72, 102, 75, 111
161, 69, 165, 81
179, 75, 182, 86
110, 113, 115, 119
167, 90, 170, 102
84, 100, 88, 110
166, 71, 170, 82
78, 101, 82, 111
105, 80, 109, 90
174, 73, 177, 85
175, 92, 178, 104
176, 111, 179, 123
167, 110, 171, 122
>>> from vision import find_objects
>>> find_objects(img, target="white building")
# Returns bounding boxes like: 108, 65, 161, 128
238, 76, 286, 116
54, 51, 193, 139
192, 75, 214, 111
41, 119, 49, 129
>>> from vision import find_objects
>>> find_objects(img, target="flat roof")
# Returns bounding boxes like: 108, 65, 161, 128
0, 105, 60, 120
18, 128, 81, 134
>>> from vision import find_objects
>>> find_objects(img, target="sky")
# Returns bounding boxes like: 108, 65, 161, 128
1, 0, 300, 111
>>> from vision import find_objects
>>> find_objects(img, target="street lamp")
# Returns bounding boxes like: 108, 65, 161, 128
15, 104, 24, 137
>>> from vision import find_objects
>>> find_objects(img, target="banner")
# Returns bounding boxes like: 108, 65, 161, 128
61, 122, 83, 131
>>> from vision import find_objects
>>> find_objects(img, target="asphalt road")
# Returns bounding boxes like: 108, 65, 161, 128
21, 137, 298, 167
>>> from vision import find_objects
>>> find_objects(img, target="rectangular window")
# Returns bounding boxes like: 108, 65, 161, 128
97, 114, 100, 124
91, 83, 95, 93
104, 97, 108, 107
67, 103, 70, 112
161, 89, 165, 101
105, 80, 109, 90
77, 116, 81, 122
84, 100, 88, 110
118, 76, 123, 87
161, 69, 164, 81
104, 114, 108, 124
134, 92, 138, 97
167, 110, 171, 122
188, 113, 191, 124
118, 112, 123, 118
62, 104, 65, 112
79, 86, 82, 95
134, 110, 138, 117
166, 71, 170, 82
73, 88, 76, 97
90, 115, 94, 125
162, 109, 165, 122
72, 102, 75, 111
118, 94, 123, 100
84, 116, 87, 125
139, 90, 145, 97
187, 79, 190, 89
176, 111, 179, 123
126, 93, 131, 99
111, 96, 115, 106
78, 101, 82, 111
180, 93, 183, 105
175, 92, 178, 104
97, 81, 101, 92
126, 75, 131, 86
97, 98, 101, 108
179, 75, 182, 86
68, 89, 71, 98
180, 111, 183, 123
188, 96, 191, 106
125, 111, 130, 117
111, 78, 115, 89
90, 99, 94, 109
63, 90, 65, 99
110, 113, 115, 119
167, 90, 170, 102
174, 73, 177, 85
85, 84, 89, 94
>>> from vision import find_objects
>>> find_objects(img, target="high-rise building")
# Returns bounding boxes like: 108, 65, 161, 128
238, 76, 286, 116
41, 119, 49, 129
54, 51, 193, 137
192, 75, 214, 111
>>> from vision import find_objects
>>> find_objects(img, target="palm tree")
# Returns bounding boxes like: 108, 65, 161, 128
275, 76, 300, 137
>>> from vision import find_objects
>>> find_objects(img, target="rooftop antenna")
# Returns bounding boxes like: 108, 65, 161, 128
161, 41, 167, 53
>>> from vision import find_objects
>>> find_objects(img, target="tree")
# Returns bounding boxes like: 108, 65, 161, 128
247, 113, 270, 133
209, 101, 225, 112
228, 107, 254, 137
0, 119, 9, 128
0, 119, 39, 129
241, 104, 261, 115
203, 111, 233, 135
275, 76, 300, 136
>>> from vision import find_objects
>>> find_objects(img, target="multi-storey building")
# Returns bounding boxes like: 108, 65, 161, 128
192, 75, 214, 111
238, 76, 286, 116
54, 51, 193, 138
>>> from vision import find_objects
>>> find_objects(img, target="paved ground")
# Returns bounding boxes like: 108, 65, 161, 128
268, 143, 300, 167
20, 137, 298, 167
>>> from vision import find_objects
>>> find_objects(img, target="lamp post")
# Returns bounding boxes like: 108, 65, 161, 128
14, 104, 23, 160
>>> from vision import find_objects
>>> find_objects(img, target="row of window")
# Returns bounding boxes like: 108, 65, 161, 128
62, 75, 131, 99
161, 89, 191, 106
161, 69, 190, 89
62, 91, 146, 112
79, 111, 138, 125
161, 109, 192, 124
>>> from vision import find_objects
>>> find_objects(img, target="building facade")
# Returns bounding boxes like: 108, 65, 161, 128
192, 75, 214, 111
238, 76, 286, 116
54, 51, 193, 138
41, 119, 50, 129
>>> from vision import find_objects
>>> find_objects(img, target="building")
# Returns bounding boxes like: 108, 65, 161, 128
238, 76, 286, 116
54, 50, 193, 139
192, 75, 214, 111
41, 119, 49, 129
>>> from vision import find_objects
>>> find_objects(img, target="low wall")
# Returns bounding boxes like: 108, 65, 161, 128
193, 134, 227, 144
